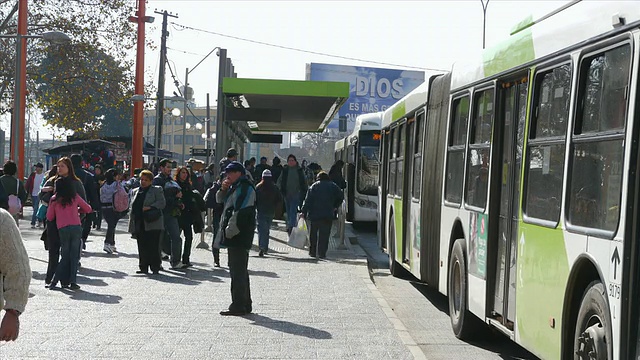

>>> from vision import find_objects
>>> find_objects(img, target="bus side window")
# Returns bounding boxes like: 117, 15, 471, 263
389, 127, 397, 195
524, 64, 571, 224
445, 96, 469, 205
568, 44, 630, 233
397, 123, 406, 197
465, 88, 493, 209
413, 112, 425, 200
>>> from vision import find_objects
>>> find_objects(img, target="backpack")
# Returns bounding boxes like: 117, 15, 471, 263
112, 183, 129, 212
7, 179, 21, 215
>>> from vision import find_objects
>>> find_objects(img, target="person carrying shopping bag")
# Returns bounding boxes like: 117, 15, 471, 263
301, 171, 344, 259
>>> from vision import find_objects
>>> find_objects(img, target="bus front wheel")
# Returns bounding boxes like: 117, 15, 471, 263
573, 281, 611, 360
448, 239, 479, 340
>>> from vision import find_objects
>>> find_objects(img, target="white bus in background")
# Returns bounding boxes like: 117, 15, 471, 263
334, 112, 382, 224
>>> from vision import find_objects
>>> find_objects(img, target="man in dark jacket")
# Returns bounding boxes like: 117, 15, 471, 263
276, 154, 307, 233
153, 158, 184, 269
301, 171, 344, 259
70, 154, 99, 248
218, 148, 238, 176
253, 157, 270, 181
216, 161, 256, 316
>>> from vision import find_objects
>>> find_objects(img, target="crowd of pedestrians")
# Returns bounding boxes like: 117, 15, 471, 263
0, 147, 348, 324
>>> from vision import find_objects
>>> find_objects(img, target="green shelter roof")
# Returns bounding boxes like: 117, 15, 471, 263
222, 78, 349, 133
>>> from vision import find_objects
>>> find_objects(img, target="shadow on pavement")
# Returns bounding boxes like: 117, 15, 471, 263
411, 282, 539, 360
78, 267, 128, 279
246, 314, 332, 340
268, 254, 318, 264
82, 251, 139, 259
66, 288, 123, 304
248, 269, 279, 278
75, 275, 108, 287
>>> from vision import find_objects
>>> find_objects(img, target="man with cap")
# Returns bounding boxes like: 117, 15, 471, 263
218, 148, 238, 175
253, 157, 271, 183
216, 161, 256, 316
25, 163, 45, 228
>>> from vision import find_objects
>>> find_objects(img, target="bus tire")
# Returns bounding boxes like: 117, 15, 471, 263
388, 216, 405, 277
573, 281, 612, 360
448, 238, 480, 339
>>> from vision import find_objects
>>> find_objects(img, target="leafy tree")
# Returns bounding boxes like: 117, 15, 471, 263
0, 0, 139, 136
35, 43, 133, 137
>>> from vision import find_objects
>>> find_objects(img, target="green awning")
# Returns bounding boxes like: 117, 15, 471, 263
222, 78, 349, 133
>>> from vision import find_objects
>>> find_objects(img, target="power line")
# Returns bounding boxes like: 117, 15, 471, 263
170, 22, 447, 72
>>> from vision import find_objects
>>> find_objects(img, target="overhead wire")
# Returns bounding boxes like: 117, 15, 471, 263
170, 22, 448, 72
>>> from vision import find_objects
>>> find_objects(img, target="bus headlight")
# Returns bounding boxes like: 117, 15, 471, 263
355, 197, 377, 209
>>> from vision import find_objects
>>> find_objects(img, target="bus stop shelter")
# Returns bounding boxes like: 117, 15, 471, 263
216, 78, 349, 160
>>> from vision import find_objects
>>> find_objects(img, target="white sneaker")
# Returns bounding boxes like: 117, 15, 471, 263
30, 224, 35, 229
171, 262, 185, 270
103, 244, 113, 254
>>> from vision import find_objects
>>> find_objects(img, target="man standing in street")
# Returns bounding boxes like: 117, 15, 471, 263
277, 154, 307, 234
0, 206, 31, 342
218, 148, 238, 175
216, 162, 256, 316
70, 154, 98, 249
25, 163, 45, 228
153, 159, 185, 269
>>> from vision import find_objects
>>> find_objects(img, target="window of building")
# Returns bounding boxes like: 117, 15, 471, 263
524, 64, 571, 223
196, 135, 205, 145
162, 135, 171, 145
185, 135, 194, 145
174, 135, 183, 144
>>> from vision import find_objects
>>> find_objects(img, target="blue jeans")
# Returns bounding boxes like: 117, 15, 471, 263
285, 193, 300, 230
55, 225, 82, 285
163, 215, 182, 266
31, 194, 39, 225
257, 213, 274, 251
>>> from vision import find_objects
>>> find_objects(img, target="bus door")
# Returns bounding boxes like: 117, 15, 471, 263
403, 117, 416, 265
490, 76, 528, 328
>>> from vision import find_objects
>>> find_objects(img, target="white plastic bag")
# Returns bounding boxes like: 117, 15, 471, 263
288, 216, 308, 249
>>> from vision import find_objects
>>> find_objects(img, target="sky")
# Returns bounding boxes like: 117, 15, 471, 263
7, 0, 571, 142
144, 0, 569, 108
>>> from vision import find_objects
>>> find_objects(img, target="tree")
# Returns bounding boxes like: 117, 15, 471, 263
297, 129, 340, 170
34, 43, 134, 138
0, 0, 139, 135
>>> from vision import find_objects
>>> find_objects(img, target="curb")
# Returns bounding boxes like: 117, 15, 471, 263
351, 243, 428, 360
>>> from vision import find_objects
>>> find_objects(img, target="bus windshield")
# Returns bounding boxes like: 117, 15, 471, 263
357, 130, 380, 196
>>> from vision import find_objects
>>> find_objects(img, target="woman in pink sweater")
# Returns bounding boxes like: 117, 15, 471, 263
46, 177, 92, 290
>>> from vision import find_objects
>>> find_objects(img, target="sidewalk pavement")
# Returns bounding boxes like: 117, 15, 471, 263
0, 213, 413, 359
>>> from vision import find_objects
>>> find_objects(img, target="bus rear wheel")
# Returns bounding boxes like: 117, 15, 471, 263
448, 239, 479, 340
573, 281, 611, 360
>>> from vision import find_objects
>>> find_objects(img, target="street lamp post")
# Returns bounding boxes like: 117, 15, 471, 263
181, 67, 189, 164
0, 0, 70, 179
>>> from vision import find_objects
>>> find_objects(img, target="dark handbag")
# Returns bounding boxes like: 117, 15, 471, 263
143, 208, 162, 222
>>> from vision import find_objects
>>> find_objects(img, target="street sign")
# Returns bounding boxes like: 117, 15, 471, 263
191, 148, 211, 156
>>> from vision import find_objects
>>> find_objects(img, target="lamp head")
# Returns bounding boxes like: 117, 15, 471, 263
171, 108, 181, 117
42, 31, 71, 45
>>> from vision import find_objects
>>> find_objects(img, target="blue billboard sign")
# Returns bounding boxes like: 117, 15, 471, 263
307, 63, 424, 132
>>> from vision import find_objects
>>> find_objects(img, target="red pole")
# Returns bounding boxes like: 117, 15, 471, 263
12, 0, 27, 178
131, 0, 146, 175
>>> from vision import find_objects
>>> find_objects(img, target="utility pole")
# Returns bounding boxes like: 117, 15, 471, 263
480, 0, 490, 49
130, 0, 153, 176
181, 68, 189, 164
206, 93, 211, 165
154, 9, 178, 164
214, 48, 227, 175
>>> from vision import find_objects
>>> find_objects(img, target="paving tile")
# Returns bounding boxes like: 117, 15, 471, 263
4, 215, 412, 359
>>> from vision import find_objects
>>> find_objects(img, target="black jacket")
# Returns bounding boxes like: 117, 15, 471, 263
256, 180, 282, 217
279, 166, 307, 197
217, 177, 256, 250
152, 173, 181, 216
301, 179, 344, 221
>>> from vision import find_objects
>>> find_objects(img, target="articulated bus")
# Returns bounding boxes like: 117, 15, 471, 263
379, 2, 640, 359
335, 112, 382, 223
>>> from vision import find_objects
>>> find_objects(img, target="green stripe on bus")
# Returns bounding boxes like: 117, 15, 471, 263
391, 102, 406, 123
483, 28, 535, 77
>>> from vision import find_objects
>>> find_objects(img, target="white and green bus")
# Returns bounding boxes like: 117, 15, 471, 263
334, 112, 382, 223
379, 2, 640, 359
